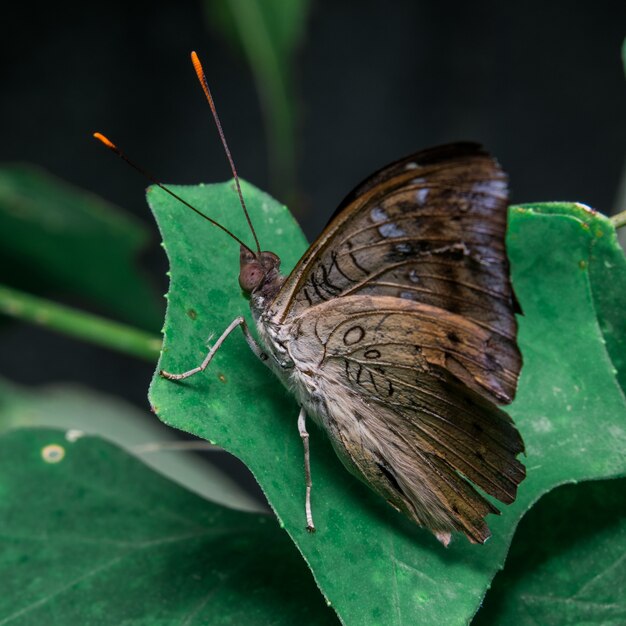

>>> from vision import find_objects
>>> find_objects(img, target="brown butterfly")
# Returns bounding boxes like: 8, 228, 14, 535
97, 52, 525, 546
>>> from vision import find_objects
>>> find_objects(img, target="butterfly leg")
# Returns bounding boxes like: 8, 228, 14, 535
297, 407, 315, 532
160, 316, 268, 380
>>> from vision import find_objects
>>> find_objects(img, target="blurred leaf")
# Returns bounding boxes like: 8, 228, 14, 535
206, 0, 309, 203
475, 478, 626, 625
148, 181, 626, 625
210, 0, 308, 54
0, 428, 336, 625
0, 164, 162, 331
0, 378, 264, 513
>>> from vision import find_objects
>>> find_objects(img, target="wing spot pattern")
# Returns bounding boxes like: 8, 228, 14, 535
364, 349, 382, 359
379, 222, 406, 238
370, 206, 388, 222
415, 188, 429, 205
408, 269, 421, 283
447, 331, 461, 344
394, 242, 413, 254
343, 325, 365, 346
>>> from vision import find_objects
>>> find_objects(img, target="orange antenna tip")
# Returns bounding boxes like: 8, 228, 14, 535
93, 132, 117, 151
190, 52, 200, 76
190, 51, 214, 106
190, 51, 202, 75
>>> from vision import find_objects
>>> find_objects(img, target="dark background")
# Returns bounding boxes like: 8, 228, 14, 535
1, 2, 625, 443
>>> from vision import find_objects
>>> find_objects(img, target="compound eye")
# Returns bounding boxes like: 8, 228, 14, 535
239, 263, 263, 293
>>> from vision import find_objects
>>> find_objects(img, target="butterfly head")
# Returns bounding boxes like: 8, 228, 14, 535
239, 245, 281, 297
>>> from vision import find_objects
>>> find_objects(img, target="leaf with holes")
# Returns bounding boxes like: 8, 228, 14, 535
148, 182, 626, 625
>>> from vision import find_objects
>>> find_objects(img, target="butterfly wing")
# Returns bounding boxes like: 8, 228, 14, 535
263, 143, 524, 542
287, 295, 525, 543
269, 142, 521, 404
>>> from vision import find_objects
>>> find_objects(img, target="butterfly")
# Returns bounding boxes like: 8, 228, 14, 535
97, 52, 525, 546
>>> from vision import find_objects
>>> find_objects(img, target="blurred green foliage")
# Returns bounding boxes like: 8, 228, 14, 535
206, 0, 310, 206
0, 165, 162, 331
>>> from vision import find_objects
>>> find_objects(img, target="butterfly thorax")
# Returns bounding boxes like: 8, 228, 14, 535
250, 287, 295, 371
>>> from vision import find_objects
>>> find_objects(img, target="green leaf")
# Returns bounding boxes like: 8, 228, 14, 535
0, 164, 162, 331
0, 428, 336, 625
0, 377, 263, 513
518, 202, 626, 392
206, 0, 309, 203
148, 182, 626, 625
475, 478, 626, 625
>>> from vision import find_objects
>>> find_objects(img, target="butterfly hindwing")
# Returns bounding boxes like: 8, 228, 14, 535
288, 295, 525, 543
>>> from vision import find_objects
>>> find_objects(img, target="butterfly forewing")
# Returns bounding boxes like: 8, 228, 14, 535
270, 143, 521, 404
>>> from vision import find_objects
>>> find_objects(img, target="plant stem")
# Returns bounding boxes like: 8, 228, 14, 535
0, 284, 161, 362
610, 210, 626, 230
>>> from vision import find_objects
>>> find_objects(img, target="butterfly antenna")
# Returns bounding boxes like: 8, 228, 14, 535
93, 132, 256, 254
190, 51, 261, 256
